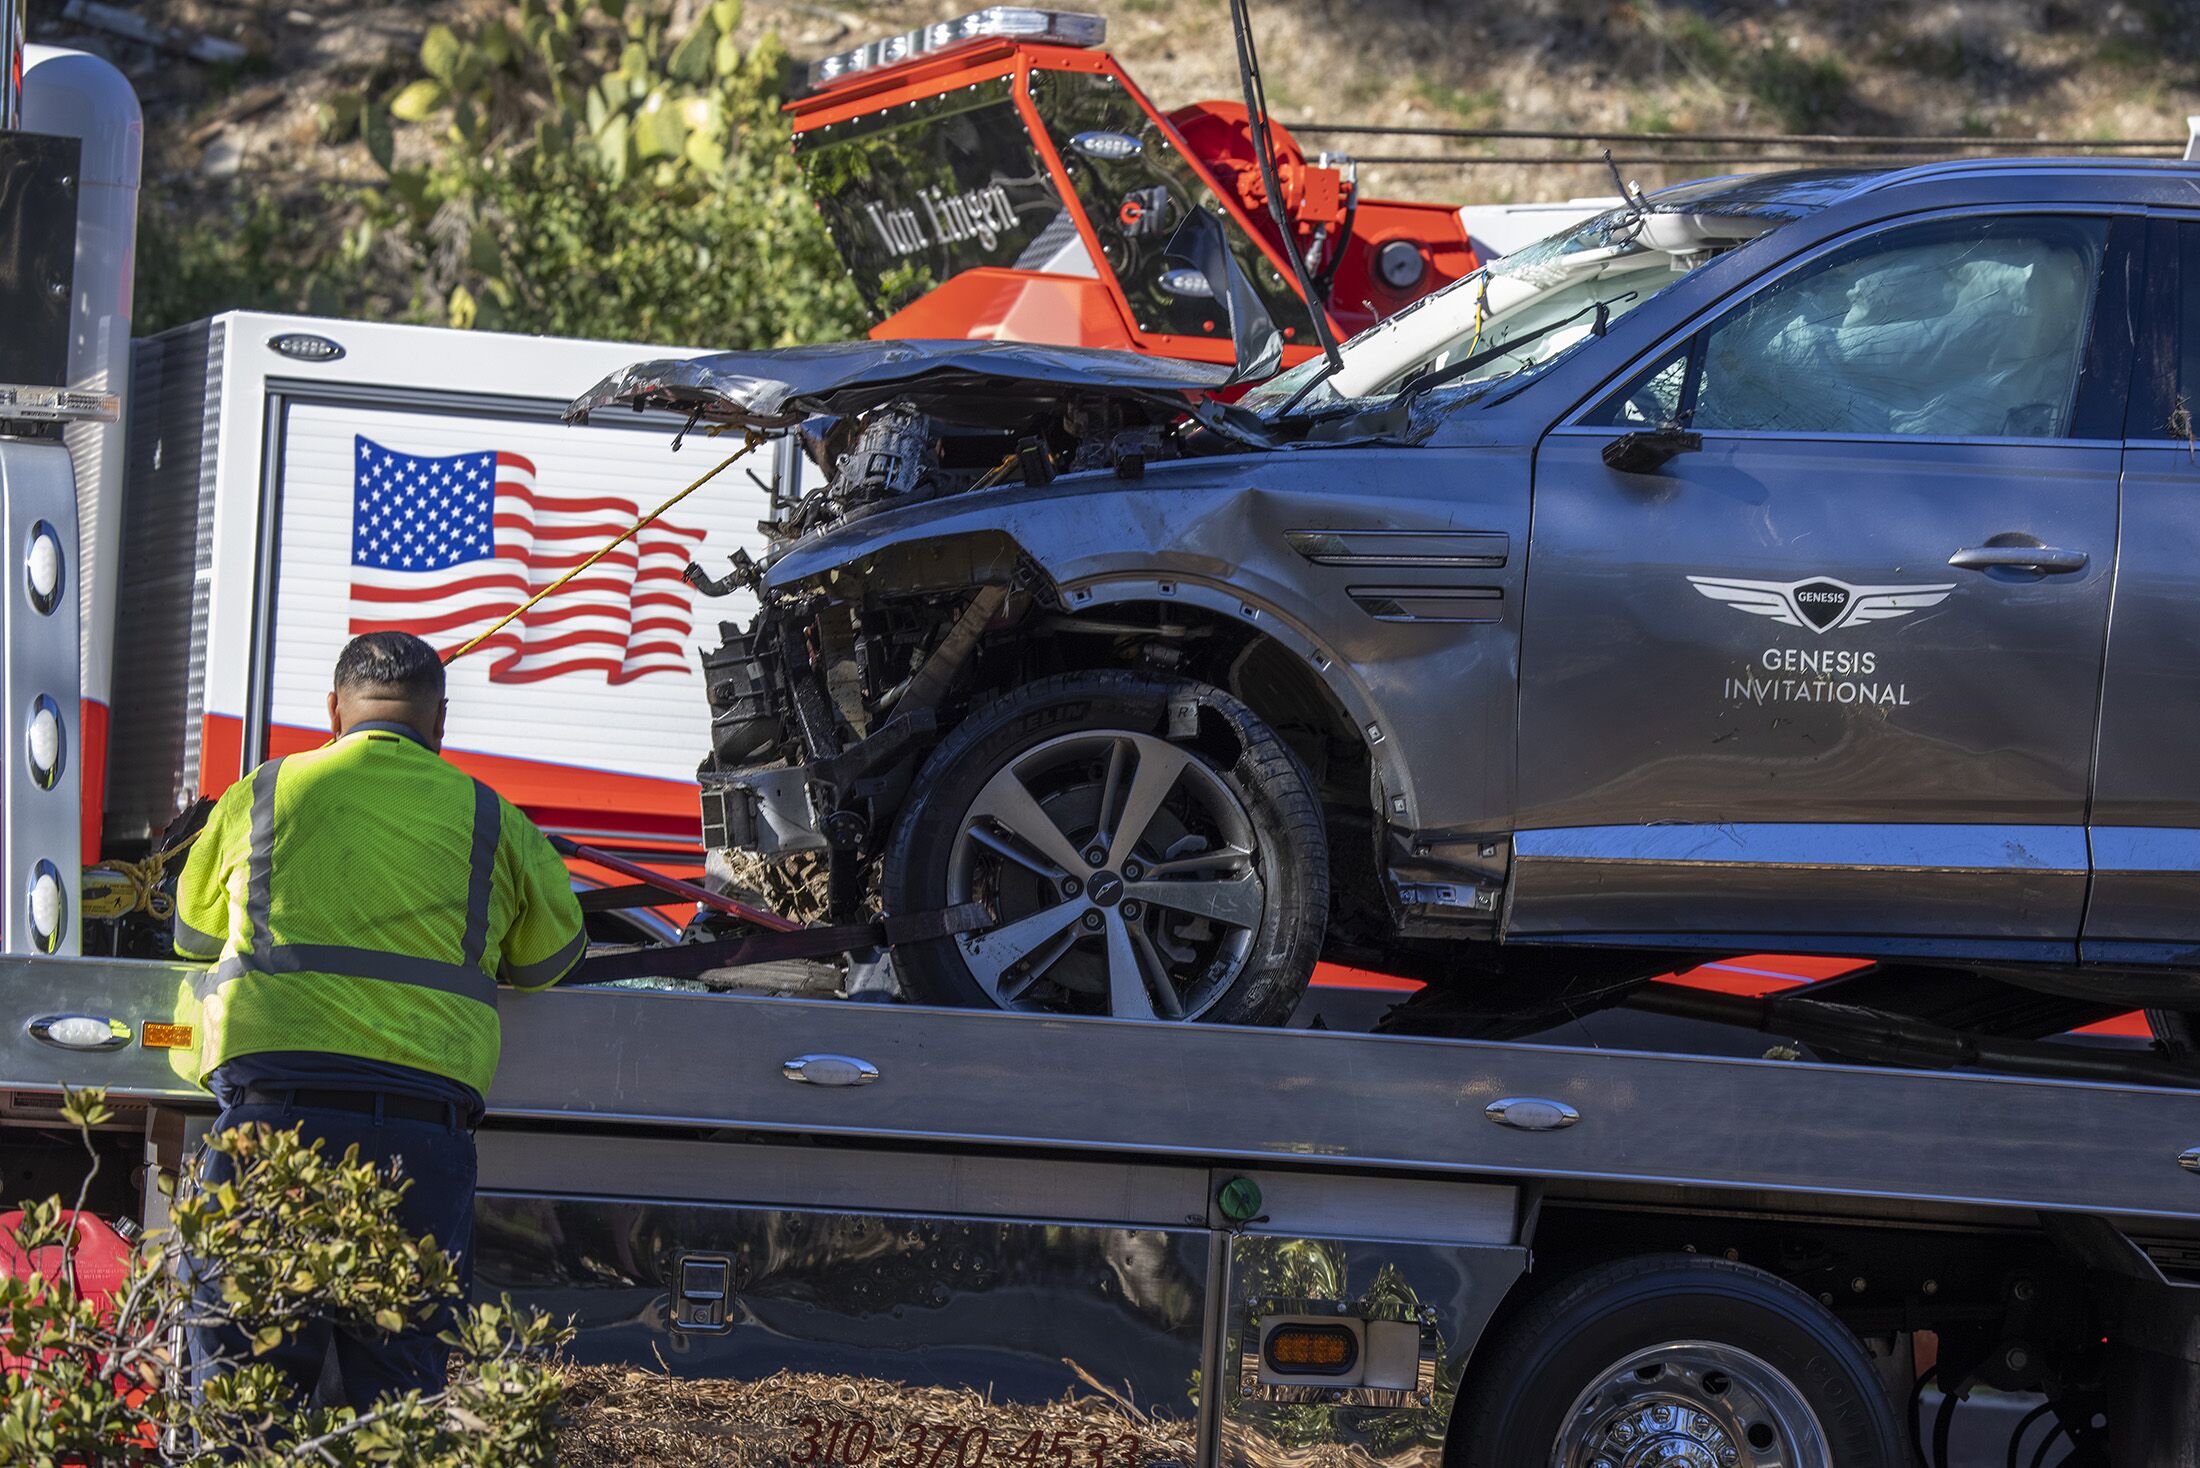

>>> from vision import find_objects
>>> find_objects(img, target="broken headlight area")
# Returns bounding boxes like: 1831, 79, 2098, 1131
768, 392, 1201, 544
569, 340, 1276, 927
698, 580, 1021, 923
567, 339, 1276, 551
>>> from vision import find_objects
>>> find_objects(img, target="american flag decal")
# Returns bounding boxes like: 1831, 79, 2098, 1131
347, 435, 705, 683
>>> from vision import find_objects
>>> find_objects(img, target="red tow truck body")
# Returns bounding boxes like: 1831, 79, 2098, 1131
785, 12, 1487, 369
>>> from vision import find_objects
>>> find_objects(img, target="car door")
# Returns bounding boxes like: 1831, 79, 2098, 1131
1510, 209, 2138, 960
2086, 216, 2200, 967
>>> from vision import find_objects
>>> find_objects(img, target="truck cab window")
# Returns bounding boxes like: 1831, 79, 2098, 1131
794, 77, 1090, 319
1691, 216, 2108, 439
1025, 67, 1315, 344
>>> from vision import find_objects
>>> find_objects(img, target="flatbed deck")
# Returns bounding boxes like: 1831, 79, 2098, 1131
12, 955, 2200, 1226
12, 956, 2200, 1466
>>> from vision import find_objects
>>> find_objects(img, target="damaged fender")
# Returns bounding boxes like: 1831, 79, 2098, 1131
760, 445, 1531, 850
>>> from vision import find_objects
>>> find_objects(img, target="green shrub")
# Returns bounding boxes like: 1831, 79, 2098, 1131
1743, 47, 1852, 132
0, 1088, 569, 1467
1632, 4, 1853, 134
134, 0, 868, 349
133, 186, 379, 337
345, 0, 867, 346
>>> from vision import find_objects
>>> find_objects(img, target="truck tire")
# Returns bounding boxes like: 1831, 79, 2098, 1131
883, 671, 1326, 1024
1453, 1254, 1905, 1468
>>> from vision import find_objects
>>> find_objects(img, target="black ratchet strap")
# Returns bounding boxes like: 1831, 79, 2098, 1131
567, 902, 991, 985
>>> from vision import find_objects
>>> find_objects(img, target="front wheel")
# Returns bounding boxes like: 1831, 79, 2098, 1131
882, 672, 1327, 1024
1453, 1255, 1905, 1468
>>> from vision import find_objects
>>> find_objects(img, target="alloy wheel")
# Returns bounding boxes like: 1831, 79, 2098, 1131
946, 729, 1265, 1020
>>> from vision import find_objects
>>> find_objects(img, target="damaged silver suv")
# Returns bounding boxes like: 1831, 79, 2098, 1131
574, 160, 2200, 1047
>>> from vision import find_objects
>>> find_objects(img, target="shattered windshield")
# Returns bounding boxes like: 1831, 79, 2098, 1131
1240, 199, 1789, 420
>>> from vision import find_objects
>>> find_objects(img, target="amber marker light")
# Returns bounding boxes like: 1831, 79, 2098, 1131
1263, 1323, 1359, 1376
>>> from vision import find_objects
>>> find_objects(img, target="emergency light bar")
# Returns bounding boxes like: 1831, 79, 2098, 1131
805, 7, 1106, 92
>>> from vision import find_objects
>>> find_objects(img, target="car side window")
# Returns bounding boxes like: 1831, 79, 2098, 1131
1595, 217, 2110, 439
2129, 221, 2200, 442
2180, 225, 2200, 437
1693, 216, 2107, 438
1603, 350, 1690, 426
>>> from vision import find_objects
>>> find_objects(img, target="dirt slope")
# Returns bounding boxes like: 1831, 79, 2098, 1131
27, 0, 2200, 213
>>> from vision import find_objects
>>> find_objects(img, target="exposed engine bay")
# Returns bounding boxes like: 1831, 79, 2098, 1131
779, 391, 1185, 540
569, 340, 1278, 929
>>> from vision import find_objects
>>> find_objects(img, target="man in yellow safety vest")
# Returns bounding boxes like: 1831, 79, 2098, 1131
172, 629, 586, 1406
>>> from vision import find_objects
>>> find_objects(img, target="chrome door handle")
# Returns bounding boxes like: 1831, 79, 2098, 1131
1947, 546, 2088, 574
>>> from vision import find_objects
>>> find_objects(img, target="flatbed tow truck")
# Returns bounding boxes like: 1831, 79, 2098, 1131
9, 957, 2200, 1466
6, 14, 2200, 1468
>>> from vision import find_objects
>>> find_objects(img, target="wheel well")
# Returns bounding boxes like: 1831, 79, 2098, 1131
984, 601, 1366, 793
971, 602, 1381, 924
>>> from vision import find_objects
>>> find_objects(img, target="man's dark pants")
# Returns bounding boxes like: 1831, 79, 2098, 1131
187, 1091, 476, 1409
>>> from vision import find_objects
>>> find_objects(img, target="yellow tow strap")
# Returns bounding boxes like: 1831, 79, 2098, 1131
82, 824, 203, 922
442, 429, 766, 666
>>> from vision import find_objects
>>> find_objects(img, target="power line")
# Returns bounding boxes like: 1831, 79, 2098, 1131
1295, 122, 2185, 149
1349, 152, 2182, 167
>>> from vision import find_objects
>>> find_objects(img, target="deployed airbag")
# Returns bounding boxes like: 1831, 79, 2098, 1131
1694, 223, 2103, 439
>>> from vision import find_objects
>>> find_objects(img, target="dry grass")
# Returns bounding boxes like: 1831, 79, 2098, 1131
48, 0, 2200, 211
773, 0, 2200, 204
554, 1363, 1199, 1468
35, 0, 2198, 326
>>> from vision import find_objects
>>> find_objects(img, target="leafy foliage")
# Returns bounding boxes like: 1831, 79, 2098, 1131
1632, 2, 1856, 132
0, 1089, 569, 1467
338, 0, 868, 345
132, 185, 378, 337
136, 0, 867, 349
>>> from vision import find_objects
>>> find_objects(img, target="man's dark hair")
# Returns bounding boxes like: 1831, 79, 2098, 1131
333, 631, 446, 701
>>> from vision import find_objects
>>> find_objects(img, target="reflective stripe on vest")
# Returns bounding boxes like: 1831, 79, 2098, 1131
193, 760, 504, 1010
462, 778, 501, 971
246, 756, 281, 960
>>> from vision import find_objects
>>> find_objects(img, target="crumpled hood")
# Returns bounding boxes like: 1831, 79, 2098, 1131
566, 338, 1259, 436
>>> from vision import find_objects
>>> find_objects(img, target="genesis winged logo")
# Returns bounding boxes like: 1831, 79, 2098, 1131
1687, 574, 1955, 634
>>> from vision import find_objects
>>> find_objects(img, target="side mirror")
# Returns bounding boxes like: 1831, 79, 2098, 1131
1602, 424, 1702, 474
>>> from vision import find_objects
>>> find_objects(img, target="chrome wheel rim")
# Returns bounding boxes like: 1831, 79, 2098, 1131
946, 729, 1263, 1019
1553, 1341, 1831, 1468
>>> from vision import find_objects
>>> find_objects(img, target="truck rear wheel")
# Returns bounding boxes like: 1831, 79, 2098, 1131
883, 671, 1326, 1024
1453, 1254, 1904, 1468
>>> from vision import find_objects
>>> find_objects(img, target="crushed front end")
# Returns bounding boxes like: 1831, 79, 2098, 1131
699, 568, 1023, 924
569, 339, 1264, 927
